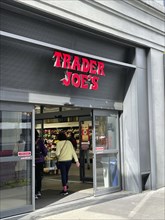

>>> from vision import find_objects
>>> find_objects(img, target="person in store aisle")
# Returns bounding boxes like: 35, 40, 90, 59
35, 130, 48, 199
68, 132, 77, 151
56, 131, 80, 195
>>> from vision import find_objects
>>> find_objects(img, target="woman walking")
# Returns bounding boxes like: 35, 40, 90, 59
56, 131, 80, 195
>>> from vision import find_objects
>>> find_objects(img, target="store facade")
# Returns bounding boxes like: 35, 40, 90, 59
0, 0, 164, 219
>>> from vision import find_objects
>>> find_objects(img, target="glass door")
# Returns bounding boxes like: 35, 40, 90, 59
0, 104, 34, 218
79, 117, 93, 182
93, 110, 121, 196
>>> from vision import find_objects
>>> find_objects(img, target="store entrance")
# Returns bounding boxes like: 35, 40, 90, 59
35, 106, 93, 208
35, 105, 121, 209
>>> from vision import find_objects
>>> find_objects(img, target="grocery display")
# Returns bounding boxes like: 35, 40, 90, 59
38, 128, 80, 174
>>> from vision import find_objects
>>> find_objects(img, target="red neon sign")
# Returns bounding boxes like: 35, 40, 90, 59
52, 51, 105, 90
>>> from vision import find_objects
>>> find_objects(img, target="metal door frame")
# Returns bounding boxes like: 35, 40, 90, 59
0, 102, 35, 218
92, 109, 121, 196
79, 116, 93, 182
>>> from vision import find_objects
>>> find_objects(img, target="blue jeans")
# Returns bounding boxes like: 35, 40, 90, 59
58, 160, 72, 187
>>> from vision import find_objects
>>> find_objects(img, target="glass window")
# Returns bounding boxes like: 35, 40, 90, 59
0, 111, 32, 215
95, 114, 118, 150
96, 153, 119, 188
0, 111, 32, 153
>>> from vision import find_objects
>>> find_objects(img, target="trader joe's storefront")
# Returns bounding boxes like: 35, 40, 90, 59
0, 2, 136, 218
0, 43, 135, 218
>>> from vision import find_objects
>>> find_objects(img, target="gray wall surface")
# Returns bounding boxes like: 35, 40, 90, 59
123, 71, 141, 192
0, 5, 134, 63
135, 48, 150, 174
147, 49, 165, 189
122, 47, 150, 193
13, 0, 165, 51
123, 47, 165, 192
119, 47, 151, 193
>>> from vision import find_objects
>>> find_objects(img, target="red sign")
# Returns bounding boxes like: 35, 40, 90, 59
52, 51, 105, 90
96, 147, 104, 151
18, 151, 31, 157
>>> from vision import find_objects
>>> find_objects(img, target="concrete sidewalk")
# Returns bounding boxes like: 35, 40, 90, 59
19, 187, 165, 220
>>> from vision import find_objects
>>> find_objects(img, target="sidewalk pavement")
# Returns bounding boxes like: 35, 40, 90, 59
20, 187, 165, 220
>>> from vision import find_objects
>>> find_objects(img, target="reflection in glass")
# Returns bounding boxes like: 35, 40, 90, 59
0, 160, 32, 211
96, 154, 118, 188
95, 115, 118, 150
0, 111, 32, 153
0, 111, 32, 214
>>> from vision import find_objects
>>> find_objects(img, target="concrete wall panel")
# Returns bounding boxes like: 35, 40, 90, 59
123, 73, 141, 193
147, 49, 165, 189
14, 0, 165, 51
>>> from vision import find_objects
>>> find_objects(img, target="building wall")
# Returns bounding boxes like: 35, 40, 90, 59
123, 70, 141, 192
14, 0, 165, 51
1, 0, 165, 191
122, 47, 151, 193
147, 49, 165, 189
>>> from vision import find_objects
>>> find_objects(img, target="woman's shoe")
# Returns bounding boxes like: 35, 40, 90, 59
60, 190, 69, 195
37, 191, 41, 197
63, 191, 69, 196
